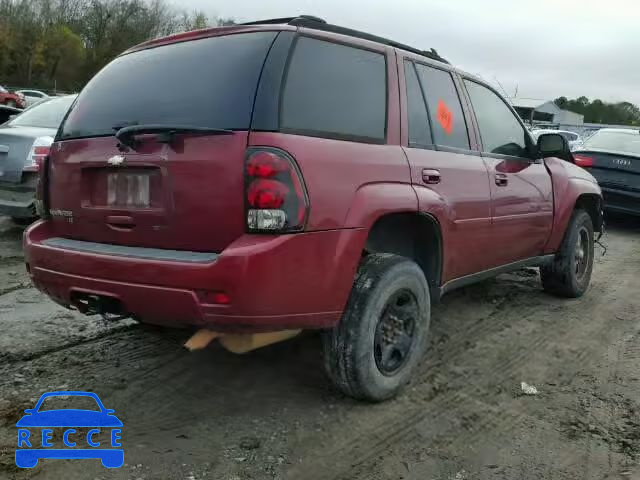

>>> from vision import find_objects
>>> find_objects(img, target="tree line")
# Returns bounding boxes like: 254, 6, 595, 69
555, 96, 640, 126
0, 0, 233, 93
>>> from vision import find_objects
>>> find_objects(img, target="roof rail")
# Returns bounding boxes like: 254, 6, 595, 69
241, 15, 449, 64
240, 15, 326, 26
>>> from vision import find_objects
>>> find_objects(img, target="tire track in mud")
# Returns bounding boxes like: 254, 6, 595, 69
290, 231, 640, 480
287, 299, 548, 480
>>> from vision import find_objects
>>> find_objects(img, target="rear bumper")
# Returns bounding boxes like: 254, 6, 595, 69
0, 183, 36, 218
24, 221, 366, 332
602, 186, 640, 216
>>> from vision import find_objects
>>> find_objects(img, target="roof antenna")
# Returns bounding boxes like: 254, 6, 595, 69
493, 76, 510, 100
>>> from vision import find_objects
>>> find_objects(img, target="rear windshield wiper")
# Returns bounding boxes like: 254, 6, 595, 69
114, 124, 235, 148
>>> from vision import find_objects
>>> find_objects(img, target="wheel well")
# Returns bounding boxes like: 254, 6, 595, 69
364, 212, 442, 295
575, 194, 603, 232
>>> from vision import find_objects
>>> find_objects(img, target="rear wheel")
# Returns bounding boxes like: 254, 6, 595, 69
541, 209, 594, 297
322, 254, 430, 402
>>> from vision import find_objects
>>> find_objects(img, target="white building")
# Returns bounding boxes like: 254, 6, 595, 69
511, 99, 584, 125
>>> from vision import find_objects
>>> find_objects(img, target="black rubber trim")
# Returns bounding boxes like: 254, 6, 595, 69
41, 237, 218, 263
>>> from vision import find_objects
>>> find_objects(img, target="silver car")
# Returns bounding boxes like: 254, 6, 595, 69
0, 95, 76, 222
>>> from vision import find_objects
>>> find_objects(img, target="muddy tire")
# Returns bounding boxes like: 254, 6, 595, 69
322, 253, 430, 402
541, 209, 594, 298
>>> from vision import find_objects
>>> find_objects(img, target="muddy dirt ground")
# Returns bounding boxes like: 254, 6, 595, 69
0, 215, 639, 480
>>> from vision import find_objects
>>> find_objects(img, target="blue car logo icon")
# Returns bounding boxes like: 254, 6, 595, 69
15, 391, 123, 468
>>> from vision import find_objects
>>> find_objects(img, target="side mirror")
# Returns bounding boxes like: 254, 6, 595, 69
8, 115, 17, 120
537, 133, 569, 157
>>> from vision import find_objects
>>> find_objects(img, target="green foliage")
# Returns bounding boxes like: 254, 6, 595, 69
554, 96, 640, 126
0, 0, 235, 92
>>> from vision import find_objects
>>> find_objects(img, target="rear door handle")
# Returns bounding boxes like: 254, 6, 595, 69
495, 173, 508, 186
422, 169, 441, 184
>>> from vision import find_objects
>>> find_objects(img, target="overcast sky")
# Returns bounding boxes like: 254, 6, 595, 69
171, 0, 640, 106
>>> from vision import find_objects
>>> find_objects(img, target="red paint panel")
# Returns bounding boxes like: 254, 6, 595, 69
47, 133, 247, 252
248, 132, 411, 230
543, 157, 602, 253
25, 220, 367, 330
483, 158, 554, 267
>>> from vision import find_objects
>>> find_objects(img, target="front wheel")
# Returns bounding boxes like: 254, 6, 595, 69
322, 254, 431, 402
541, 209, 594, 298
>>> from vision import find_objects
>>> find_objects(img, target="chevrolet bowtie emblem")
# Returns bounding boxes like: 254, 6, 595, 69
107, 155, 125, 166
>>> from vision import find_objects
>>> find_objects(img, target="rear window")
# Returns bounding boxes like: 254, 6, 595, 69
60, 32, 277, 140
583, 130, 640, 155
404, 61, 432, 147
280, 37, 386, 142
10, 95, 76, 129
414, 63, 469, 150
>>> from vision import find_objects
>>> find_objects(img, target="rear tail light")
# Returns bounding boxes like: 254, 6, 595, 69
23, 137, 53, 172
245, 148, 309, 232
35, 144, 53, 219
573, 154, 594, 168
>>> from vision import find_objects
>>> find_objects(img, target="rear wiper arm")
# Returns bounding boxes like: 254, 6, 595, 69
114, 124, 235, 148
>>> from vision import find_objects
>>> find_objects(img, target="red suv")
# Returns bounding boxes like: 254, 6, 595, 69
0, 85, 26, 109
25, 16, 603, 401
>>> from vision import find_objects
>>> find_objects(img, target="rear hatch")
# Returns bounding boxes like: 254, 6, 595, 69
48, 30, 279, 252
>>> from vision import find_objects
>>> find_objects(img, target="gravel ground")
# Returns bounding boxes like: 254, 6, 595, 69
0, 215, 639, 480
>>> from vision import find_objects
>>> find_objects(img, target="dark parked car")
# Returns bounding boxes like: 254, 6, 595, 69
573, 128, 640, 216
0, 85, 26, 109
0, 104, 22, 124
25, 17, 602, 401
0, 95, 76, 222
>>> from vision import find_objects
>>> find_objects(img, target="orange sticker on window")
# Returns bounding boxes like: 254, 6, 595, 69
436, 99, 453, 135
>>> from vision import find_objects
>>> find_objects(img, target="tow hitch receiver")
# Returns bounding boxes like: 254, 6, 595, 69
184, 329, 301, 354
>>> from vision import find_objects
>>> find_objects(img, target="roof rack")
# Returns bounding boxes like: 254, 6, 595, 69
240, 15, 449, 64
240, 15, 326, 26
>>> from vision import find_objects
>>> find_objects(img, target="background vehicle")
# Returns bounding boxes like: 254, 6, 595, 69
532, 128, 583, 150
16, 89, 50, 107
0, 104, 22, 124
0, 94, 77, 223
0, 85, 26, 109
24, 17, 603, 401
572, 128, 640, 216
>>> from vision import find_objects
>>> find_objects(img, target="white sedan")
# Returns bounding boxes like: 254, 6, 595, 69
15, 90, 50, 108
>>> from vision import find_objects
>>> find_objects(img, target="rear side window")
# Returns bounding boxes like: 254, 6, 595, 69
414, 63, 469, 150
404, 61, 432, 147
281, 37, 386, 142
464, 80, 528, 158
60, 32, 278, 140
